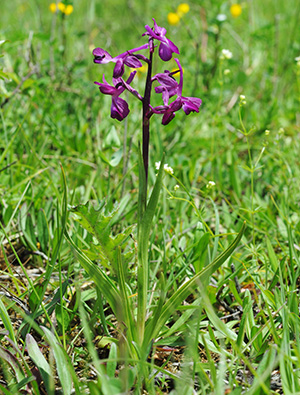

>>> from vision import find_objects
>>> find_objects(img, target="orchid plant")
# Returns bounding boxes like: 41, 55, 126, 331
68, 19, 244, 389
93, 19, 202, 182
93, 19, 202, 343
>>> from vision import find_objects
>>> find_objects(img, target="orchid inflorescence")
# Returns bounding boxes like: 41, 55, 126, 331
92, 18, 202, 126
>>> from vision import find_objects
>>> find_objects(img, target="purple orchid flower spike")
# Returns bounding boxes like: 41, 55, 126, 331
94, 72, 137, 121
93, 44, 149, 78
143, 19, 179, 61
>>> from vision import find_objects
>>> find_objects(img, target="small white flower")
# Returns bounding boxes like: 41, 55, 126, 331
174, 184, 180, 191
206, 181, 216, 189
224, 69, 231, 75
155, 161, 174, 175
164, 164, 174, 174
155, 161, 161, 170
216, 14, 227, 22
295, 56, 300, 62
239, 94, 246, 106
265, 129, 270, 136
220, 49, 233, 60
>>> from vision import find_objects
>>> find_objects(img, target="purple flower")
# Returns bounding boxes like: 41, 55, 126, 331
152, 59, 202, 125
94, 72, 136, 121
143, 19, 179, 61
93, 44, 148, 78
152, 71, 178, 105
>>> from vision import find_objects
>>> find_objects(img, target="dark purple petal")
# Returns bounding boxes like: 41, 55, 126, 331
97, 84, 117, 96
113, 59, 125, 78
94, 76, 117, 96
111, 97, 129, 121
150, 105, 169, 114
162, 110, 176, 125
124, 55, 143, 69
93, 48, 113, 64
159, 42, 173, 61
169, 97, 183, 112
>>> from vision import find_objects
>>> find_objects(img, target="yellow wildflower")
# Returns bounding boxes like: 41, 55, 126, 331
137, 64, 148, 77
64, 4, 74, 15
167, 12, 180, 26
230, 4, 242, 18
177, 3, 190, 16
57, 2, 66, 12
49, 3, 57, 13
171, 66, 184, 75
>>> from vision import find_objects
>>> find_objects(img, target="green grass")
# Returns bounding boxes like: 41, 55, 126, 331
1, 0, 300, 393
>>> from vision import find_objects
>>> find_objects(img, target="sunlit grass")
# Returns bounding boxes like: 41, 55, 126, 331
0, 0, 300, 393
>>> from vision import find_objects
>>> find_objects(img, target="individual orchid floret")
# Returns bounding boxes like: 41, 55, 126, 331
152, 58, 202, 125
94, 72, 136, 121
152, 71, 179, 105
93, 44, 148, 78
143, 18, 179, 61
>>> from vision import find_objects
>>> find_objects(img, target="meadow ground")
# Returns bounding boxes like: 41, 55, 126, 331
1, 0, 300, 394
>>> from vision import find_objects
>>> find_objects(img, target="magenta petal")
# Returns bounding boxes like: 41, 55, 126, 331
182, 97, 202, 114
124, 55, 143, 69
113, 59, 125, 78
159, 43, 173, 61
167, 39, 180, 55
93, 48, 113, 64
169, 98, 183, 112
126, 71, 137, 85
111, 97, 129, 121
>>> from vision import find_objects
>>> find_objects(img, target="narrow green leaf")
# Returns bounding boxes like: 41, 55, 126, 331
37, 209, 49, 252
266, 237, 278, 272
0, 298, 17, 344
65, 231, 122, 320
144, 222, 246, 344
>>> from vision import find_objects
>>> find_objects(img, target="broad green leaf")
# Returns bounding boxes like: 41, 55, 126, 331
110, 148, 123, 167
28, 283, 44, 312
70, 202, 134, 272
106, 342, 117, 378
0, 346, 25, 383
42, 326, 73, 395
55, 305, 71, 333
26, 334, 54, 394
